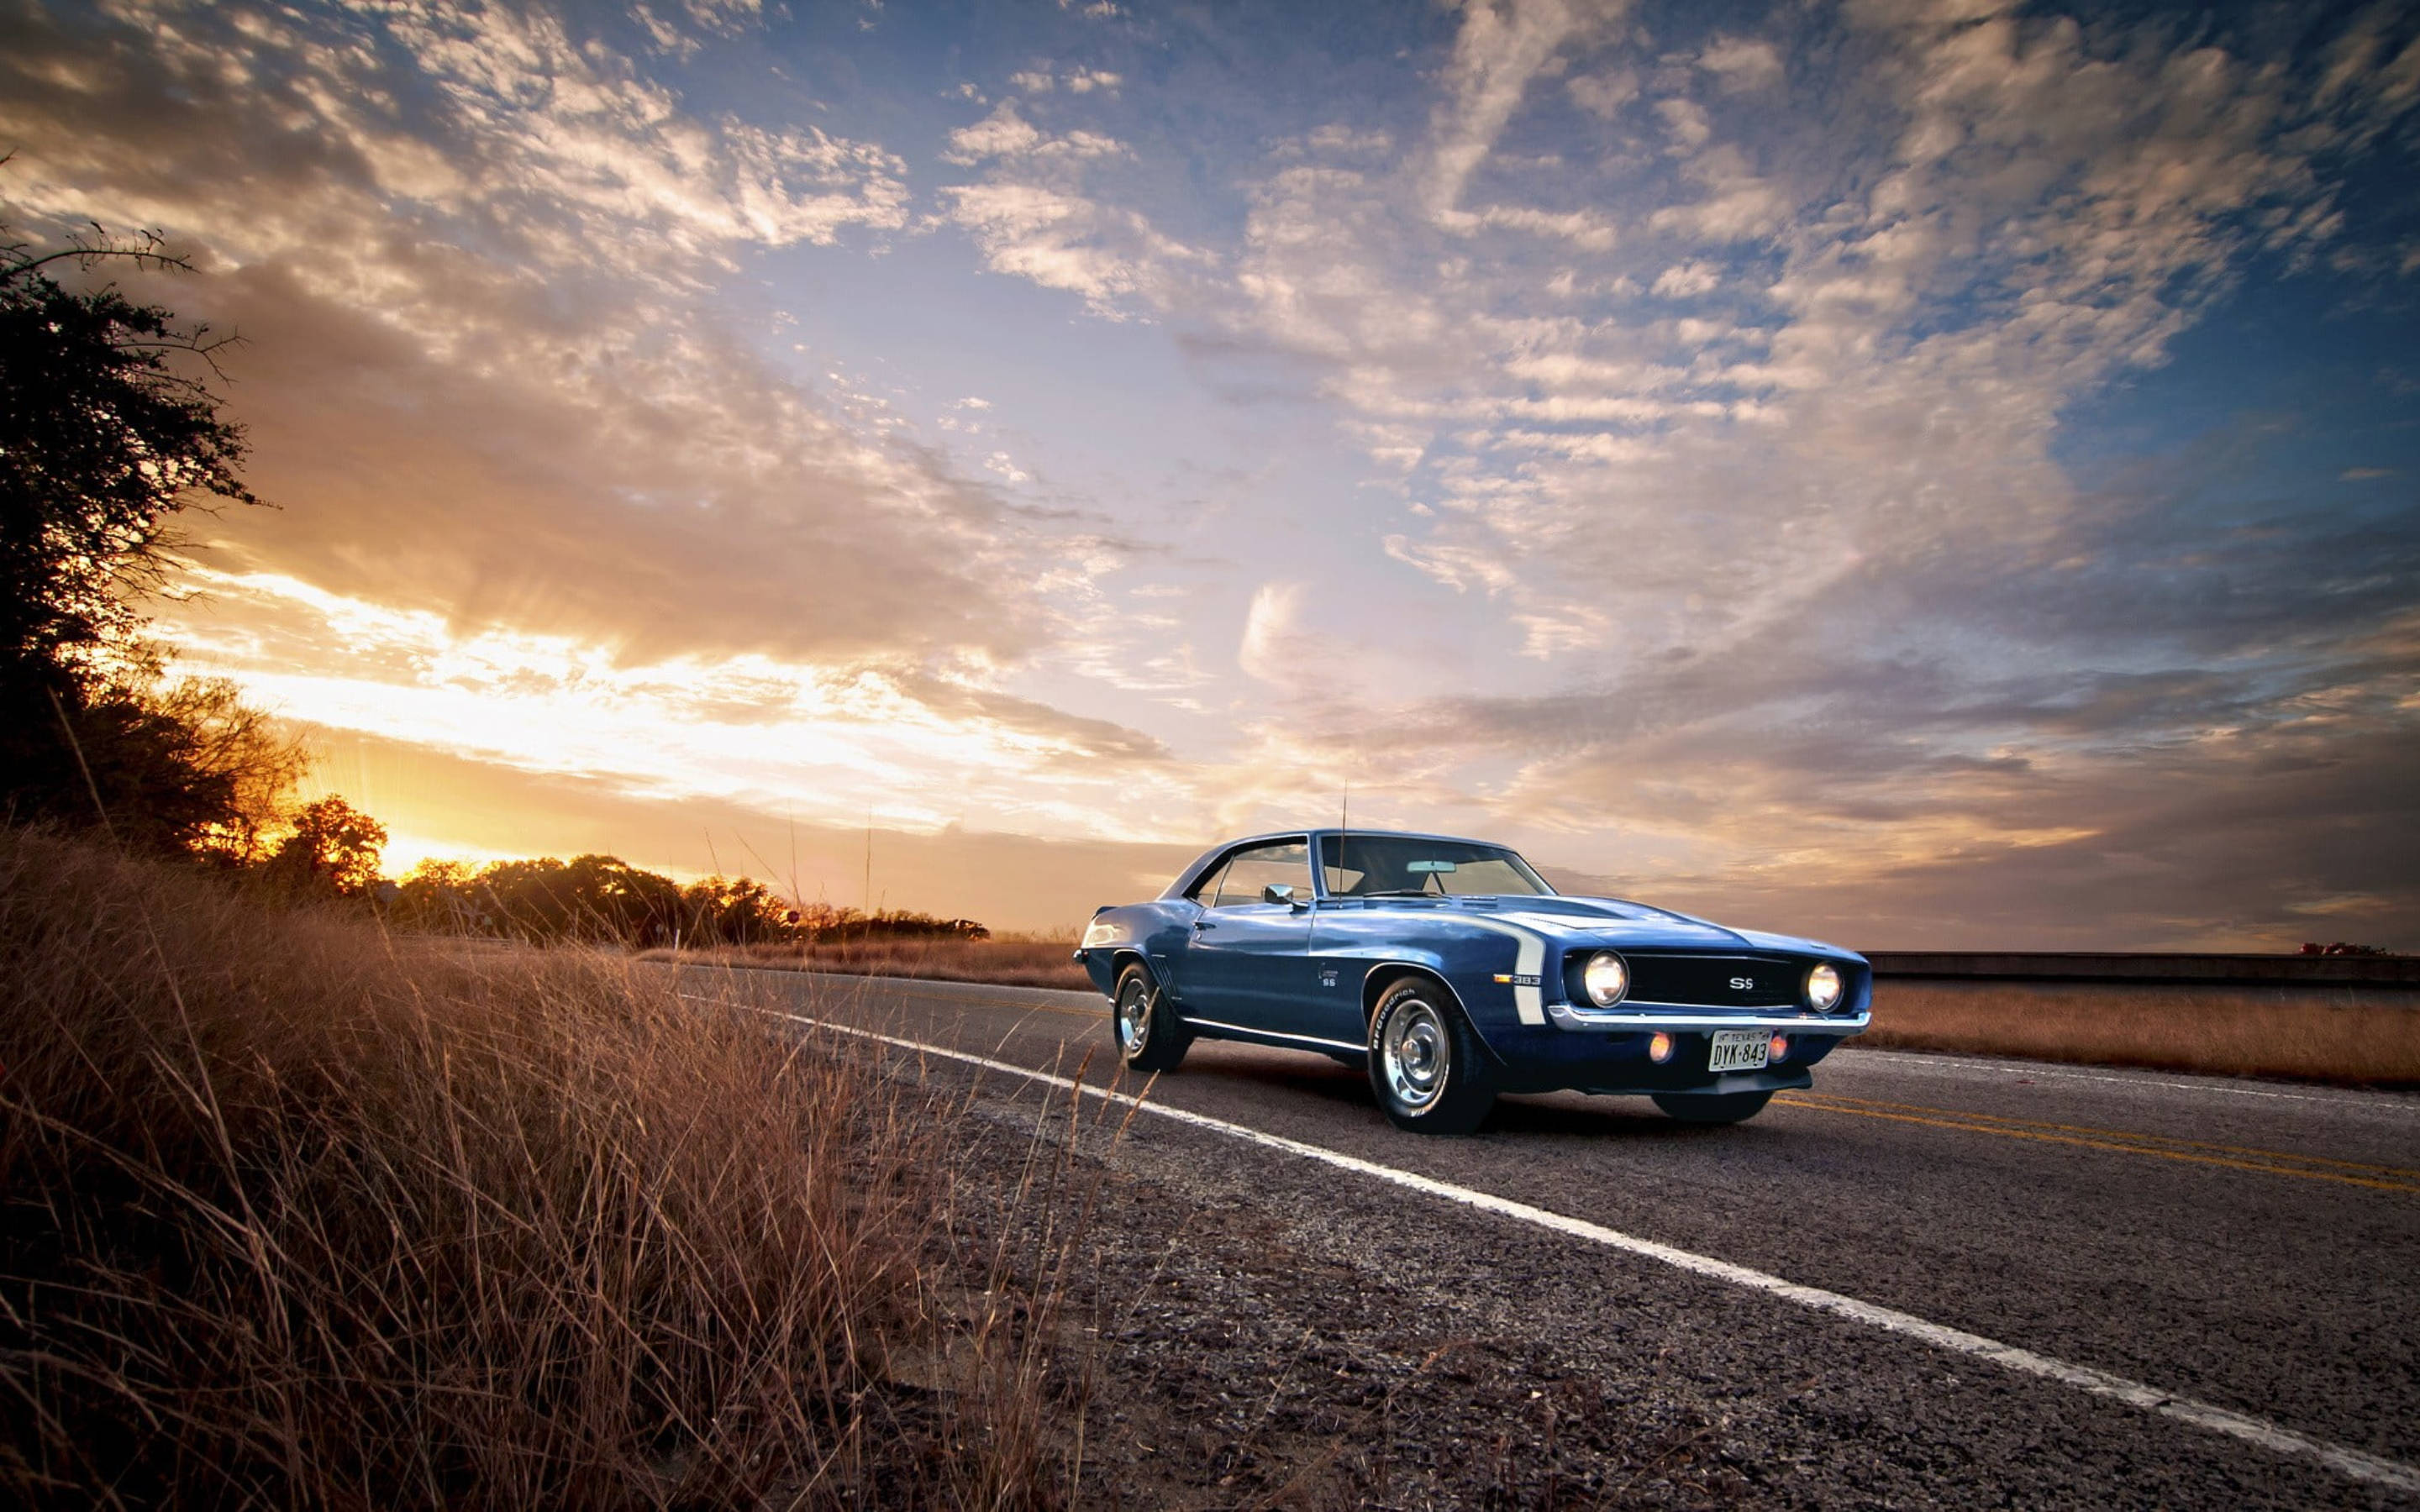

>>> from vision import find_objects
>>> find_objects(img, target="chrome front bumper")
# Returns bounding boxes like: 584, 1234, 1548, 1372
1544, 1000, 1871, 1034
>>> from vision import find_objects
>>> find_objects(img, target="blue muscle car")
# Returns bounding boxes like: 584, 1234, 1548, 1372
1073, 829, 1870, 1133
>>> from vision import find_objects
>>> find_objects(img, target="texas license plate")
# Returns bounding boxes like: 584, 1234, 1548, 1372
1707, 1029, 1770, 1073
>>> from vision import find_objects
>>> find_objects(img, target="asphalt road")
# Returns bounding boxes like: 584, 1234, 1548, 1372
682, 965, 2420, 1505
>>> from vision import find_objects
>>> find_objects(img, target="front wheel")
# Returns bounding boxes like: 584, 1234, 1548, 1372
1112, 963, 1188, 1073
1367, 980, 1493, 1135
1652, 1089, 1773, 1125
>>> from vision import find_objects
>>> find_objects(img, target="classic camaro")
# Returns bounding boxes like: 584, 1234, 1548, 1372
1073, 829, 1870, 1134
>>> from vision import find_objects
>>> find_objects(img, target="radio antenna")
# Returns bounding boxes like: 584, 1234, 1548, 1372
1337, 786, 1348, 894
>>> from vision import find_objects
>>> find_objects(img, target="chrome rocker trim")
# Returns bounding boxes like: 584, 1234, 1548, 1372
1178, 1015, 1367, 1053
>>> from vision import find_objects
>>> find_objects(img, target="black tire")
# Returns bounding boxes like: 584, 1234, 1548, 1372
1652, 1089, 1774, 1125
1366, 979, 1493, 1135
1112, 962, 1188, 1073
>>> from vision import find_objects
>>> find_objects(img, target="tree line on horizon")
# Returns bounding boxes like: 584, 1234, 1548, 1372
0, 216, 988, 948
262, 794, 988, 947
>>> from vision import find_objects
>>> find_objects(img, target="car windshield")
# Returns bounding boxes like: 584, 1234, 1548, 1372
1320, 836, 1554, 898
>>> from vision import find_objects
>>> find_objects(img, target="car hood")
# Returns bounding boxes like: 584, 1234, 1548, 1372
1449, 895, 1860, 961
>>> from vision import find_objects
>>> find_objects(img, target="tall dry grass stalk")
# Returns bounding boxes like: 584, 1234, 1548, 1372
0, 830, 1092, 1509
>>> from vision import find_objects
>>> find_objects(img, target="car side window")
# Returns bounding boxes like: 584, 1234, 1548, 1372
1211, 841, 1311, 908
1184, 859, 1230, 906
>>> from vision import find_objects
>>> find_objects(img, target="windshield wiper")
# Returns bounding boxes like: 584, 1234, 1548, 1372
1357, 889, 1441, 898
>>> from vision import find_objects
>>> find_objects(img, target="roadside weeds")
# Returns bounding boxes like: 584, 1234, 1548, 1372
0, 831, 1107, 1509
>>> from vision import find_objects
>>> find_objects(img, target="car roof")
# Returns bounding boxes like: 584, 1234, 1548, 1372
1210, 827, 1507, 850
1162, 827, 1520, 899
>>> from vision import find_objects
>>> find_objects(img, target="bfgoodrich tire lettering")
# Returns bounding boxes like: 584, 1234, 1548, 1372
1112, 962, 1189, 1073
1652, 1089, 1773, 1125
1366, 979, 1493, 1135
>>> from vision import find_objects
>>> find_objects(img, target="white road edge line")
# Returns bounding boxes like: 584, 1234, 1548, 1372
681, 989, 2420, 1496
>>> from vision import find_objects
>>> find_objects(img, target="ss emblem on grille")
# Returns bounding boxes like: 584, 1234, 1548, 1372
1730, 976, 1755, 990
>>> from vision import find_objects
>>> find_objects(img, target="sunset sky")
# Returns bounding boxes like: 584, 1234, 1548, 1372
3, 0, 2415, 945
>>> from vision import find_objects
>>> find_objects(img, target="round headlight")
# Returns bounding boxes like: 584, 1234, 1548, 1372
1582, 951, 1629, 1006
1807, 963, 1844, 1011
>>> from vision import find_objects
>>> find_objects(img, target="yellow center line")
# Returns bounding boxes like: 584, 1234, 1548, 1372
1774, 1098, 2420, 1195
1793, 1092, 2420, 1179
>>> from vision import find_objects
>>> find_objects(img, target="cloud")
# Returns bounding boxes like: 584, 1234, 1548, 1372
1440, 203, 1618, 249
933, 83, 1212, 318
1566, 68, 1639, 118
941, 181, 1207, 315
943, 102, 1126, 165
1237, 581, 1311, 685
1424, 0, 1635, 217
1649, 260, 1721, 297
1698, 35, 1783, 92
162, 565, 1187, 844
1002, 65, 1124, 98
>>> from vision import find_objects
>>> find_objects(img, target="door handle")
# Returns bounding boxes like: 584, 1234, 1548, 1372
1193, 919, 1216, 931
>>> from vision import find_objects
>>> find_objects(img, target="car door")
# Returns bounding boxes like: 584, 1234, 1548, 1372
1178, 839, 1319, 1037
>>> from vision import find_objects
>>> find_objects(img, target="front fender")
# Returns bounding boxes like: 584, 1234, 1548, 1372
1317, 913, 1542, 1061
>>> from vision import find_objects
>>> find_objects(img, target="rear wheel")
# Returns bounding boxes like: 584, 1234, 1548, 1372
1652, 1089, 1773, 1125
1367, 979, 1493, 1135
1112, 962, 1188, 1073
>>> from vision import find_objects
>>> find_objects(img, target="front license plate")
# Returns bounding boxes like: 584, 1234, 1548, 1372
1707, 1029, 1770, 1073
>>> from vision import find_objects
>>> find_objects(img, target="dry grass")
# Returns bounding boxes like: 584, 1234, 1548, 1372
653, 937, 1092, 993
1862, 979, 2420, 1086
0, 830, 1098, 1509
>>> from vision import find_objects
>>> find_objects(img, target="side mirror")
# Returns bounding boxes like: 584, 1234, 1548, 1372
1261, 884, 1302, 907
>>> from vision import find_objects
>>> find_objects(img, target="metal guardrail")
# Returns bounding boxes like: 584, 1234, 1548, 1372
1860, 952, 2420, 989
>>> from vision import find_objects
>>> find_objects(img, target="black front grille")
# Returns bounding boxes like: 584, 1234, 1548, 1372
1566, 952, 1807, 1010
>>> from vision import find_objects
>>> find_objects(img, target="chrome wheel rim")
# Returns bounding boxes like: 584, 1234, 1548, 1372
1116, 979, 1150, 1057
1381, 1000, 1449, 1113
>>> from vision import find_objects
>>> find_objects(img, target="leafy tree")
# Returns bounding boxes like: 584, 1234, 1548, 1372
0, 215, 287, 850
393, 858, 486, 932
263, 795, 387, 897
0, 227, 254, 686
680, 875, 798, 946
470, 854, 686, 945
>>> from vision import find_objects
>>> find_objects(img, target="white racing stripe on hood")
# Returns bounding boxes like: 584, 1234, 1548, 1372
1459, 916, 1549, 1025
